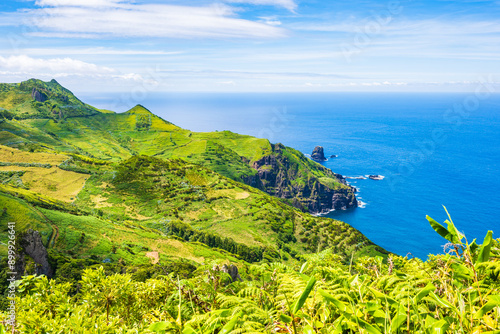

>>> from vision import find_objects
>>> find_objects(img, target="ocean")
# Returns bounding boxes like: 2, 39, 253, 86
80, 92, 500, 259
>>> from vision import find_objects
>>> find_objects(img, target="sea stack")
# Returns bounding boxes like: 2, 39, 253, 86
311, 146, 327, 161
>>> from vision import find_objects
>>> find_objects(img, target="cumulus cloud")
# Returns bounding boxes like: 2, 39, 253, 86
22, 1, 287, 39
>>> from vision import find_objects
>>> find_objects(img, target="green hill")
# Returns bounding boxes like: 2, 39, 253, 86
2, 208, 499, 333
0, 78, 382, 294
0, 150, 381, 266
0, 79, 356, 213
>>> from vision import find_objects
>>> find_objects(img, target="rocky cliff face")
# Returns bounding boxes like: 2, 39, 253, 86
299, 175, 358, 213
221, 264, 242, 282
245, 143, 357, 214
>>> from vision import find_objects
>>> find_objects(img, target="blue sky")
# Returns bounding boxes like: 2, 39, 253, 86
0, 0, 499, 93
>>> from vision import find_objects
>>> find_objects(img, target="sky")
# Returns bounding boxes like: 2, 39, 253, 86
1, 0, 500, 93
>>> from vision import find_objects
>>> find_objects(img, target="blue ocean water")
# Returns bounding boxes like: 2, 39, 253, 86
80, 92, 500, 259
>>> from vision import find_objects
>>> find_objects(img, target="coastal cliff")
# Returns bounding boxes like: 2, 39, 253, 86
245, 143, 357, 214
0, 79, 358, 217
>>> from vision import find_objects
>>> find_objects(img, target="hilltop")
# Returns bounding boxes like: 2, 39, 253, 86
0, 79, 99, 120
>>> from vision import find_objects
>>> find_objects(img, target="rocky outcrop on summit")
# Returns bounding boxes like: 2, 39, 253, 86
0, 78, 98, 119
247, 143, 357, 214
14, 229, 53, 279
31, 88, 48, 103
311, 146, 327, 161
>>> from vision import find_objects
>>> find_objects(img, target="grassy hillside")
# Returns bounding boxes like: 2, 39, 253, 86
0, 79, 388, 321
1, 79, 499, 333
0, 79, 356, 214
0, 152, 383, 265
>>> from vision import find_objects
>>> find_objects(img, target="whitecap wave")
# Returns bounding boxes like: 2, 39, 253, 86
346, 176, 367, 180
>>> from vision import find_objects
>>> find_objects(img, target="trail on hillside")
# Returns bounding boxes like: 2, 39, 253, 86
28, 203, 59, 248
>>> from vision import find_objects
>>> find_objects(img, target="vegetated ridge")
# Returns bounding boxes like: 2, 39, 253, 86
0, 79, 380, 279
0, 79, 357, 214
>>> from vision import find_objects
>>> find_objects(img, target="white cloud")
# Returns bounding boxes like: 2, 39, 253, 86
224, 0, 297, 12
0, 55, 114, 74
294, 18, 500, 61
259, 16, 282, 26
158, 69, 352, 80
295, 18, 500, 35
22, 1, 287, 39
0, 55, 145, 82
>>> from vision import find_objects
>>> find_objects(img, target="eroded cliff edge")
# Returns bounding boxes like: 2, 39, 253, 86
243, 143, 357, 214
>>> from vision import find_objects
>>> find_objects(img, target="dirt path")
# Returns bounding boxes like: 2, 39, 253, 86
28, 203, 59, 248
47, 221, 59, 248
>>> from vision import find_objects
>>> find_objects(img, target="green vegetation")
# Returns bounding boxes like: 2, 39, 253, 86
0, 79, 99, 120
0, 79, 354, 213
1, 211, 499, 333
0, 78, 370, 270
0, 153, 378, 265
4, 79, 498, 332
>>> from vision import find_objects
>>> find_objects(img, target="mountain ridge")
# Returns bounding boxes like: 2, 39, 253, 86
0, 78, 357, 214
0, 79, 383, 281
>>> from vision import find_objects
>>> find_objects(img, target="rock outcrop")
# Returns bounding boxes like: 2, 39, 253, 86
247, 143, 357, 214
221, 264, 242, 282
31, 88, 48, 103
15, 229, 53, 279
311, 146, 327, 161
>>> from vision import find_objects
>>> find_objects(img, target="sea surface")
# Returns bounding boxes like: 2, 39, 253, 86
80, 92, 500, 259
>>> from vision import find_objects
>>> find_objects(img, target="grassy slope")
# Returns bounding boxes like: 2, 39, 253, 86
0, 79, 384, 268
0, 145, 89, 202
0, 191, 238, 266
0, 151, 383, 266
77, 155, 372, 255
0, 144, 243, 264
1, 101, 353, 200
1, 80, 347, 194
